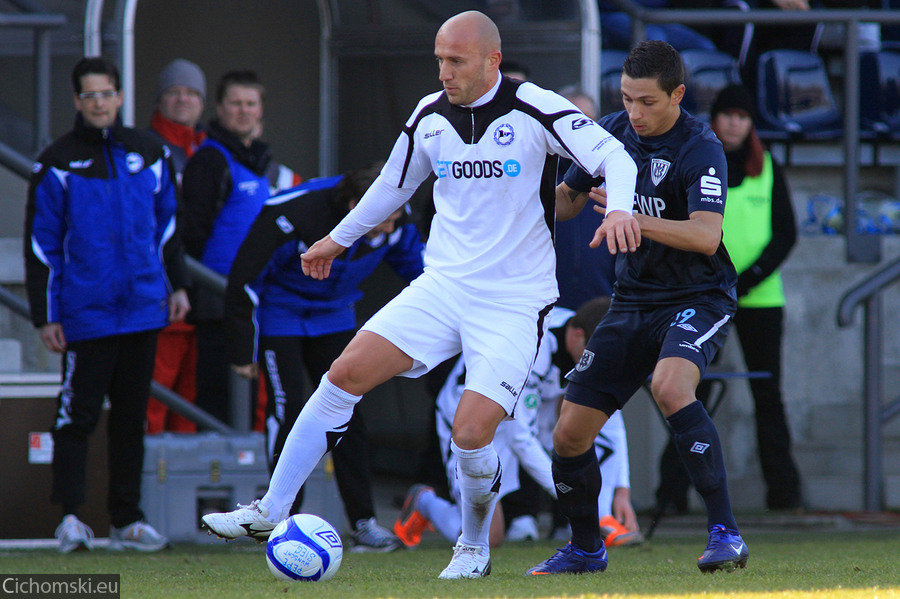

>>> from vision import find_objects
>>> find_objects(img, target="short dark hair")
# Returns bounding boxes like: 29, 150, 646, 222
216, 69, 265, 104
71, 56, 120, 94
334, 161, 386, 208
568, 296, 612, 336
623, 40, 683, 95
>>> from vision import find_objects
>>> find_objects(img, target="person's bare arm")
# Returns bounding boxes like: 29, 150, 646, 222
555, 181, 590, 222
630, 210, 723, 255
590, 186, 720, 255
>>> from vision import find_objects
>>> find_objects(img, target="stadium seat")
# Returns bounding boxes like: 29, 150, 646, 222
680, 49, 743, 121
755, 49, 842, 140
859, 49, 900, 140
599, 49, 627, 117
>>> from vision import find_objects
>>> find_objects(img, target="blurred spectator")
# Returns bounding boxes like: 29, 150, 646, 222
224, 166, 423, 550
599, 0, 718, 51
25, 56, 188, 553
145, 58, 207, 434
182, 69, 271, 426
711, 84, 802, 510
655, 84, 803, 513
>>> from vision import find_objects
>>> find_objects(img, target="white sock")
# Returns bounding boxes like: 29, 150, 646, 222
261, 373, 359, 522
418, 490, 461, 543
451, 440, 500, 555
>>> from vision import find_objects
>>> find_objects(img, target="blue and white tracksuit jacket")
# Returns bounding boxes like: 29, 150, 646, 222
24, 116, 184, 342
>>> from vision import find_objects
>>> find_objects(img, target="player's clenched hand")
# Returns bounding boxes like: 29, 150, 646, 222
590, 210, 641, 254
300, 236, 346, 280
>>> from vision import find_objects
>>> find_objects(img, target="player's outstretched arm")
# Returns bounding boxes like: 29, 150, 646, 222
590, 186, 721, 255
634, 210, 723, 255
300, 236, 347, 280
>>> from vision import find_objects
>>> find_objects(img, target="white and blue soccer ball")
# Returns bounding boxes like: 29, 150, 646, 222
265, 514, 343, 582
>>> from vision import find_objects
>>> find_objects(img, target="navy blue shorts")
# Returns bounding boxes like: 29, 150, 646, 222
565, 298, 735, 414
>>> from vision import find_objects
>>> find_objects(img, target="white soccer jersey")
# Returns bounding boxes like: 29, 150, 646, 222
331, 77, 633, 300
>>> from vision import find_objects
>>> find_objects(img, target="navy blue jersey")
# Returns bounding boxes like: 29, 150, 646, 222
564, 108, 736, 309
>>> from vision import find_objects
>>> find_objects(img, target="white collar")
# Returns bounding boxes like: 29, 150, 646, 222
463, 76, 502, 108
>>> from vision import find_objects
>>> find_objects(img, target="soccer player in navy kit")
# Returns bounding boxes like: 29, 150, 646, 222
528, 40, 749, 575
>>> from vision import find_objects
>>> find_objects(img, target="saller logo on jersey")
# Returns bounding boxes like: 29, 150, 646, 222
575, 349, 594, 371
650, 158, 671, 185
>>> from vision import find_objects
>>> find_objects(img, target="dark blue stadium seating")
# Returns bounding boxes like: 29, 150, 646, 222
680, 49, 743, 121
599, 49, 628, 117
755, 49, 843, 141
860, 49, 900, 140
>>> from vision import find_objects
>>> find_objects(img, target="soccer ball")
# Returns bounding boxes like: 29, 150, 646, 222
265, 514, 343, 582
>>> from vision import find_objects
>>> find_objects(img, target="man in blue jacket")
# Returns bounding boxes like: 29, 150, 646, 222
224, 164, 424, 551
181, 69, 270, 425
24, 56, 190, 554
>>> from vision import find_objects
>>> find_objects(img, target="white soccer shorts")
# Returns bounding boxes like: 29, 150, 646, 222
361, 268, 554, 415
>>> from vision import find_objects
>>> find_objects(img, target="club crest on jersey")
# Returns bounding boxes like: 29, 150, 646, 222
125, 152, 144, 174
650, 158, 671, 186
575, 349, 595, 372
493, 123, 515, 146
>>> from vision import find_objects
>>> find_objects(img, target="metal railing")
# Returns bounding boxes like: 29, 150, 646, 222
0, 11, 66, 156
837, 257, 900, 512
184, 255, 253, 432
0, 277, 233, 434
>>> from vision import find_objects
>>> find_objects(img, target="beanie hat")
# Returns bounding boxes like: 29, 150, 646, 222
156, 59, 206, 101
710, 83, 755, 121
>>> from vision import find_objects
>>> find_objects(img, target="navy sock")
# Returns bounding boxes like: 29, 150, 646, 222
667, 401, 738, 532
552, 448, 603, 552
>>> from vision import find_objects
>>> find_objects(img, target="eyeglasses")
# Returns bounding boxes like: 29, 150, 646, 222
77, 90, 119, 101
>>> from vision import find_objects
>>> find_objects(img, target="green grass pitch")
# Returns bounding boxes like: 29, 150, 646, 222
2, 530, 898, 598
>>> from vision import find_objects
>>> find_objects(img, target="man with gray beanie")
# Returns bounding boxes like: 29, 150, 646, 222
149, 58, 207, 176
146, 58, 207, 434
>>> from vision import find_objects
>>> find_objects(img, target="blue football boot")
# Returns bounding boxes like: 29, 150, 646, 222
525, 541, 608, 576
698, 524, 749, 572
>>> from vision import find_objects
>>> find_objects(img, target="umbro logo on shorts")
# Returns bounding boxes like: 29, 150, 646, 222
556, 482, 574, 494
690, 442, 710, 454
